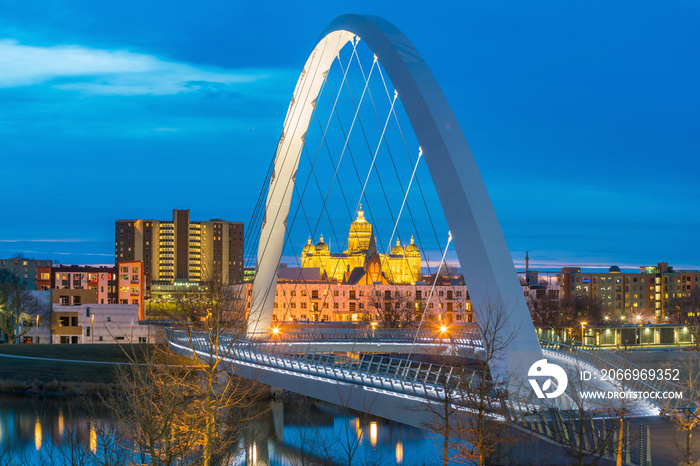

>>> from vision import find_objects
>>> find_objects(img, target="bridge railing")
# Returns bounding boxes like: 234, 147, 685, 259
167, 328, 485, 405
538, 337, 683, 397
262, 328, 483, 347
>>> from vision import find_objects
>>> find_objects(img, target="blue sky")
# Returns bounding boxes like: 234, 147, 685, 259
1, 0, 698, 271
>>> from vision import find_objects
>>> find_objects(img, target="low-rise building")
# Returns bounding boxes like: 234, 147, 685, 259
38, 265, 117, 304
0, 257, 52, 290
50, 304, 151, 344
50, 288, 97, 307
38, 262, 145, 320
117, 261, 145, 320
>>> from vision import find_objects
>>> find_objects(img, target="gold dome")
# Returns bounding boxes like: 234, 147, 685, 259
302, 236, 315, 255
315, 234, 329, 255
391, 238, 405, 255
405, 235, 420, 256
347, 205, 372, 252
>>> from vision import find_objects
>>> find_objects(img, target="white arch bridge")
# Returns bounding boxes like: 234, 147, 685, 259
165, 14, 672, 461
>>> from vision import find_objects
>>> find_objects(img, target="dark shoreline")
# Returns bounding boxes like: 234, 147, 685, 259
0, 379, 119, 397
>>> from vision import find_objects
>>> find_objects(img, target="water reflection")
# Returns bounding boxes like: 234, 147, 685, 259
34, 417, 41, 451
58, 408, 64, 437
89, 422, 97, 454
0, 395, 105, 459
370, 421, 378, 447
266, 398, 439, 465
0, 394, 440, 465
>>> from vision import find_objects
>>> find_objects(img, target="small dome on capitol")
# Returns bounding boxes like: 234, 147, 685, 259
302, 237, 316, 255
391, 238, 405, 255
315, 234, 329, 255
405, 236, 420, 256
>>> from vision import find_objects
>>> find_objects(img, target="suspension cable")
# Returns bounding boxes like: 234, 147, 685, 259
407, 231, 452, 360
383, 147, 422, 259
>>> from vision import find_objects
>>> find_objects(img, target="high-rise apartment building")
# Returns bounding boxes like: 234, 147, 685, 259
115, 210, 244, 292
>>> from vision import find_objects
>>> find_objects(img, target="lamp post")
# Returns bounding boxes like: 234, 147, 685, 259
35, 315, 39, 344
91, 315, 94, 344
580, 321, 587, 345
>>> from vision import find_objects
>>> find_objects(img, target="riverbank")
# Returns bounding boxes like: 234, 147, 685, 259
0, 344, 151, 396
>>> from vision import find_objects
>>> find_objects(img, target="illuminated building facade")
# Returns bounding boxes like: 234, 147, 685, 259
117, 261, 145, 320
0, 258, 52, 290
115, 209, 244, 292
560, 262, 700, 321
36, 262, 145, 319
51, 304, 151, 344
246, 281, 472, 324
300, 207, 421, 285
37, 265, 118, 304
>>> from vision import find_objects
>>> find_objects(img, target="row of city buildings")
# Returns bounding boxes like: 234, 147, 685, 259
0, 258, 149, 344
3, 207, 700, 345
523, 261, 700, 323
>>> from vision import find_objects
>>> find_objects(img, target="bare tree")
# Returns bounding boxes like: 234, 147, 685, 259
0, 448, 32, 466
528, 359, 619, 466
667, 288, 700, 350
529, 294, 603, 342
414, 297, 517, 465
0, 270, 48, 344
663, 359, 700, 465
105, 352, 200, 465
527, 291, 565, 338
367, 291, 415, 328
441, 263, 463, 280
104, 273, 263, 465
452, 298, 518, 465
278, 396, 333, 466
166, 277, 262, 466
38, 422, 93, 466
306, 388, 387, 466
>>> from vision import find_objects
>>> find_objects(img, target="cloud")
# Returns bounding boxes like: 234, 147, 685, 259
0, 39, 286, 96
1, 250, 114, 257
0, 238, 94, 243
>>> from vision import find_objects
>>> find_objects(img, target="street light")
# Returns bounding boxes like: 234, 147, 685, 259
35, 315, 39, 344
580, 321, 587, 344
91, 315, 94, 344
636, 314, 643, 349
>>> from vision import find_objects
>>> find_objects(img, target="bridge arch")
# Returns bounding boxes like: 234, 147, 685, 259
248, 14, 541, 380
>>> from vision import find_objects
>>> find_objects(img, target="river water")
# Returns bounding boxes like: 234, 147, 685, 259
0, 395, 441, 465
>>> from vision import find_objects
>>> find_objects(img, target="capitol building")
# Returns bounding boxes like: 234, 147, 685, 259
300, 207, 421, 285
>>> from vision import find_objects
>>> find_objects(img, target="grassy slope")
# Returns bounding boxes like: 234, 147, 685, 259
0, 344, 151, 384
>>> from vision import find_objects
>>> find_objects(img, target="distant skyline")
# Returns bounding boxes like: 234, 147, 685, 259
1, 1, 698, 271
